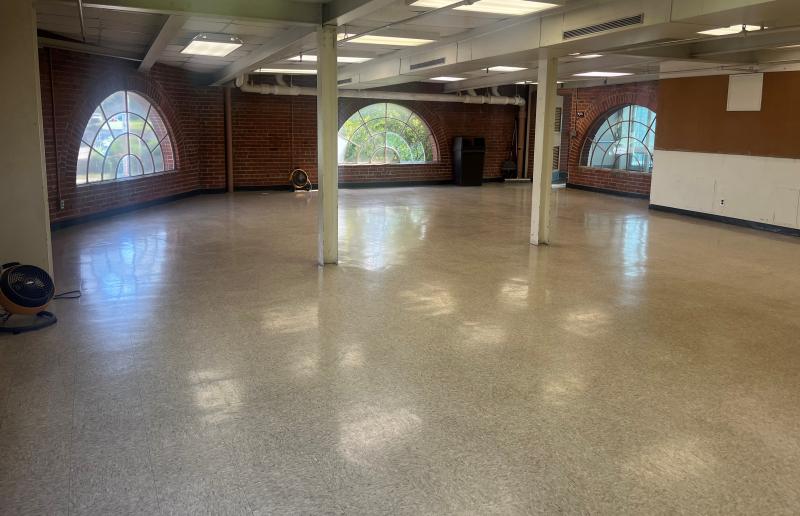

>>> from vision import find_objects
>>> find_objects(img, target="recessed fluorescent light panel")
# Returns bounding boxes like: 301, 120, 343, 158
411, 0, 557, 16
288, 55, 372, 64
576, 54, 603, 59
573, 71, 633, 77
698, 24, 762, 36
181, 33, 243, 57
488, 66, 527, 72
515, 81, 537, 85
431, 76, 465, 81
254, 68, 317, 75
338, 33, 434, 46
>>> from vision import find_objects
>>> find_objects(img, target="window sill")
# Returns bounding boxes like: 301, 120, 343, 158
338, 162, 439, 167
578, 166, 652, 175
76, 169, 177, 188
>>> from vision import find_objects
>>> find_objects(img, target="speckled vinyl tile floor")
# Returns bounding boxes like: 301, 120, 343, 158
1, 184, 800, 514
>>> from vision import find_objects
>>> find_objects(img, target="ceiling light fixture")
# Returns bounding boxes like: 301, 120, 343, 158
697, 24, 762, 36
576, 54, 603, 59
488, 66, 527, 72
431, 76, 466, 81
181, 33, 243, 57
289, 55, 372, 64
410, 0, 557, 16
515, 81, 537, 84
572, 71, 633, 77
254, 68, 317, 75
338, 33, 434, 46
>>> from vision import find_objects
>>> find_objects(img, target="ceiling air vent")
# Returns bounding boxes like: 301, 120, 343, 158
410, 57, 446, 70
563, 13, 644, 40
338, 78, 353, 85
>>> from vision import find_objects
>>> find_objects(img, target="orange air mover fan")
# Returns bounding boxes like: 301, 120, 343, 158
290, 168, 312, 191
0, 262, 57, 334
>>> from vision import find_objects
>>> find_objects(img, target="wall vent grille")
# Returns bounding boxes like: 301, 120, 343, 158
337, 78, 353, 85
563, 13, 644, 40
409, 57, 446, 70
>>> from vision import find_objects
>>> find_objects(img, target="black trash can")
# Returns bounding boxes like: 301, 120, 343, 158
453, 137, 485, 186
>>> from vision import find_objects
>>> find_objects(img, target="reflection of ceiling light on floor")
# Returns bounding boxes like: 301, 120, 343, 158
573, 71, 633, 77
288, 55, 372, 64
410, 0, 557, 16
338, 33, 434, 46
430, 76, 465, 81
254, 68, 317, 75
488, 66, 527, 72
697, 24, 762, 36
181, 33, 243, 56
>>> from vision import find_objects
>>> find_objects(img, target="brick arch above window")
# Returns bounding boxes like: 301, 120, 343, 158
579, 104, 657, 173
63, 73, 184, 187
76, 90, 177, 184
568, 83, 658, 165
562, 82, 659, 174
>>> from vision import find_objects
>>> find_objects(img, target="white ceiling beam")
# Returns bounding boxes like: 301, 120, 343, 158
690, 28, 800, 58
211, 28, 317, 86
323, 0, 398, 26
439, 57, 657, 92
442, 70, 537, 92
38, 36, 143, 61
82, 0, 322, 26
138, 15, 186, 72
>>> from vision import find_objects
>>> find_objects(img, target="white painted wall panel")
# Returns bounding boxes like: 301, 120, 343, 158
727, 73, 763, 112
651, 150, 800, 229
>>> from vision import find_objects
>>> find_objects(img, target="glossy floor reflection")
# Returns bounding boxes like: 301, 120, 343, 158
2, 184, 800, 514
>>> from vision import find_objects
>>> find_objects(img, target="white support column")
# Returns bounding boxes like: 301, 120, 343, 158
530, 55, 558, 246
317, 24, 338, 265
0, 0, 54, 274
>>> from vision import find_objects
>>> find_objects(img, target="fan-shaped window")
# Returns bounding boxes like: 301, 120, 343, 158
338, 103, 437, 165
581, 105, 656, 173
76, 90, 175, 185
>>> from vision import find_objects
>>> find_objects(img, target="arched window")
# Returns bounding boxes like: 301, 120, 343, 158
338, 103, 437, 165
77, 90, 175, 185
581, 105, 656, 173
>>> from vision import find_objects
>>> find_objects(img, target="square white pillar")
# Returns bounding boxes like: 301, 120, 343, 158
530, 55, 558, 246
316, 24, 338, 265
0, 0, 53, 274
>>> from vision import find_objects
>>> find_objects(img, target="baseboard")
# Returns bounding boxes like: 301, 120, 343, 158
50, 188, 226, 230
50, 178, 508, 230
649, 204, 800, 237
339, 179, 454, 189
566, 182, 650, 199
234, 185, 294, 191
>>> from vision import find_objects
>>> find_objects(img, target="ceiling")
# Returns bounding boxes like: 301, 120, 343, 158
35, 0, 800, 90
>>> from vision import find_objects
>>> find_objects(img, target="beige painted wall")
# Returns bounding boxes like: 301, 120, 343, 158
0, 1, 53, 275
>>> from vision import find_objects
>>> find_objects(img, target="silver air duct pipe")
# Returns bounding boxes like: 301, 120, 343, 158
238, 79, 526, 106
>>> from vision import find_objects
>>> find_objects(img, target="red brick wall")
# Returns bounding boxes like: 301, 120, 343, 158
41, 50, 521, 222
40, 49, 225, 222
230, 90, 318, 188
230, 93, 519, 187
559, 81, 658, 196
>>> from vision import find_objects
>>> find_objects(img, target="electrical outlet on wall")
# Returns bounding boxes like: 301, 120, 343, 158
720, 199, 725, 206
59, 200, 65, 210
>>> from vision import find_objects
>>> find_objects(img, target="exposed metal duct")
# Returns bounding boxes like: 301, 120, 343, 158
238, 80, 526, 106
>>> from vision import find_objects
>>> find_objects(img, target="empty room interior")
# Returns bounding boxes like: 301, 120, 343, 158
3, 0, 800, 513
